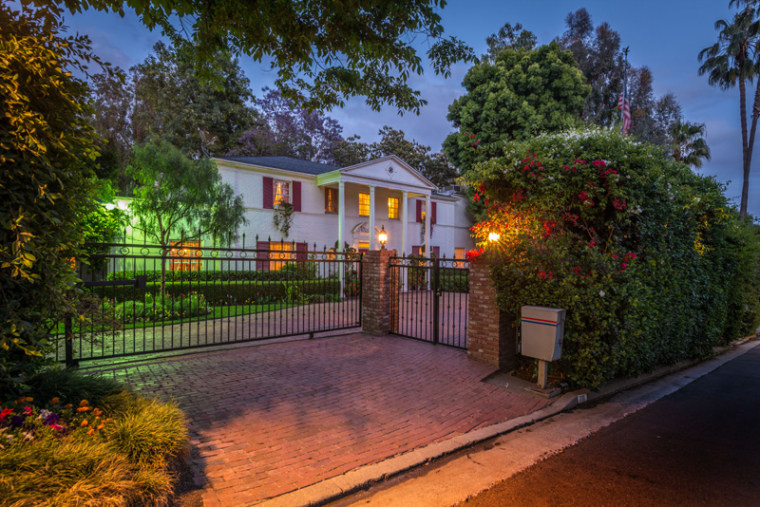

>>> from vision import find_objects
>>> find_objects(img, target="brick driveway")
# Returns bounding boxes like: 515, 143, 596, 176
92, 334, 550, 506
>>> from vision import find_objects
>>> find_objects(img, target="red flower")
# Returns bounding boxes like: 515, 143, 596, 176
23, 406, 33, 416
587, 239, 597, 250
465, 248, 484, 262
592, 160, 606, 168
613, 198, 627, 210
573, 266, 582, 276
0, 407, 13, 422
578, 190, 589, 201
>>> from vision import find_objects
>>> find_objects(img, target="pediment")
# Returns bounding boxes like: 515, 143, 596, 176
340, 156, 436, 191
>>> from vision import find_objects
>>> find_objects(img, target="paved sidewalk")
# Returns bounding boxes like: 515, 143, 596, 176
89, 333, 551, 506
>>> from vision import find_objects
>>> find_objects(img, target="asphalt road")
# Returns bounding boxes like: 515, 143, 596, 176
464, 343, 760, 507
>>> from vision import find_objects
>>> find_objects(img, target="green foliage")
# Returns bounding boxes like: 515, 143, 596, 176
43, 0, 475, 113
129, 141, 246, 248
0, 4, 106, 390
444, 42, 590, 174
22, 367, 123, 405
90, 279, 341, 305
108, 264, 318, 282
273, 202, 295, 238
463, 128, 760, 388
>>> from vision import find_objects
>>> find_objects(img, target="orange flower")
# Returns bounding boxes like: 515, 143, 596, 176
50, 397, 60, 405
96, 424, 105, 431
64, 404, 73, 409
93, 408, 102, 416
87, 428, 95, 436
76, 406, 91, 413
80, 419, 89, 427
79, 400, 89, 407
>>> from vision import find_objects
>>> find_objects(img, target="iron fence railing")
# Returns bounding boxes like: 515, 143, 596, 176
389, 256, 469, 349
55, 241, 362, 365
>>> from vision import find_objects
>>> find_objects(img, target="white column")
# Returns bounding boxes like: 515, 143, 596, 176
369, 185, 376, 250
424, 193, 431, 257
401, 190, 408, 256
338, 181, 345, 296
338, 181, 345, 250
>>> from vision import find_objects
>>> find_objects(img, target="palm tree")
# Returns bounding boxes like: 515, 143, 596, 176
670, 121, 711, 168
698, 6, 759, 217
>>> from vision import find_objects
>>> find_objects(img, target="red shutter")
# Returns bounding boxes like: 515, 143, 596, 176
431, 202, 437, 224
432, 246, 440, 258
412, 245, 422, 256
262, 177, 273, 209
256, 241, 270, 271
416, 200, 422, 222
292, 181, 302, 212
296, 242, 308, 260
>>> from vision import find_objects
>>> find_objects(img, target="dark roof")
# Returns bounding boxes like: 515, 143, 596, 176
216, 156, 338, 175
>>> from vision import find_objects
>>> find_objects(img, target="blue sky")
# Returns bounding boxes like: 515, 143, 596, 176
59, 0, 758, 217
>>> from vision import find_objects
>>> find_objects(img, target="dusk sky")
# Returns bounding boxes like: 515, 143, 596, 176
57, 0, 759, 218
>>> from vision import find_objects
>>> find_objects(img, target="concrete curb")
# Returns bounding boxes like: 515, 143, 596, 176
258, 336, 757, 507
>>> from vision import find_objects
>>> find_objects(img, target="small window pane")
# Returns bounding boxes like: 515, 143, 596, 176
269, 242, 293, 271
325, 188, 338, 213
274, 180, 290, 206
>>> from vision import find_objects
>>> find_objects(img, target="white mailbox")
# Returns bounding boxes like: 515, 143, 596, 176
521, 306, 565, 362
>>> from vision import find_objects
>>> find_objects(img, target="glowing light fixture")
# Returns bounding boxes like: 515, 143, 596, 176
488, 231, 501, 243
378, 225, 388, 249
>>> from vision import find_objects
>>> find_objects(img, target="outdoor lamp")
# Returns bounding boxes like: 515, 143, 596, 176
378, 225, 388, 249
488, 231, 500, 243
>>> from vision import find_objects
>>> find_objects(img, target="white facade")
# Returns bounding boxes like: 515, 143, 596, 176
214, 155, 475, 259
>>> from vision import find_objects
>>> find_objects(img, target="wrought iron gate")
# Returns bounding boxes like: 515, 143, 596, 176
389, 256, 469, 349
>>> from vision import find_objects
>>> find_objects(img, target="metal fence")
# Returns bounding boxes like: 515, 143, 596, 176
389, 256, 469, 349
55, 241, 362, 365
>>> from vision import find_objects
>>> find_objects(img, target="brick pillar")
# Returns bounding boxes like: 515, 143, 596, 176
361, 249, 398, 336
467, 259, 518, 371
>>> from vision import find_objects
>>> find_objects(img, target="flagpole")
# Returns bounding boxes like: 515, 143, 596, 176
621, 47, 629, 134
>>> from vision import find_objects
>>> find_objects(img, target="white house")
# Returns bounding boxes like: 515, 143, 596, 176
214, 155, 475, 264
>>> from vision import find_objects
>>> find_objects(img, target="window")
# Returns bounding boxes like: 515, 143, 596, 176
388, 197, 399, 219
455, 247, 466, 268
325, 187, 338, 213
273, 180, 290, 206
170, 241, 201, 271
269, 242, 293, 271
357, 241, 370, 252
359, 192, 370, 216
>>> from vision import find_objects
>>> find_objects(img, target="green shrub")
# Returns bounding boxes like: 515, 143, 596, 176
107, 261, 319, 282
463, 128, 760, 388
89, 279, 341, 305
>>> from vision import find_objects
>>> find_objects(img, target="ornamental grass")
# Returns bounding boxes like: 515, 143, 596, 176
0, 368, 188, 506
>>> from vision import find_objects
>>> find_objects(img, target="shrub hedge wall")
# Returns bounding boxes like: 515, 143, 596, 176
463, 128, 760, 388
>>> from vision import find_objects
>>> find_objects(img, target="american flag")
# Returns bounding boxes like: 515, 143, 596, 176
617, 92, 631, 134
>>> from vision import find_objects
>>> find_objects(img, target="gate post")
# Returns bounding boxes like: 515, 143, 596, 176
467, 258, 518, 370
361, 249, 397, 335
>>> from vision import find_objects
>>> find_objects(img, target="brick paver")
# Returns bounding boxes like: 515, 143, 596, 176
92, 334, 551, 505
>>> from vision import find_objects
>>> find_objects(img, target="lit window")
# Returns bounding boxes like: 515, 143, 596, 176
359, 193, 370, 216
325, 187, 338, 213
454, 247, 466, 268
269, 242, 293, 271
273, 180, 290, 206
358, 241, 369, 251
170, 241, 201, 271
388, 197, 399, 219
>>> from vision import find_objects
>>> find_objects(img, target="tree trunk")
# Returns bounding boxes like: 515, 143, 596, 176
739, 76, 749, 217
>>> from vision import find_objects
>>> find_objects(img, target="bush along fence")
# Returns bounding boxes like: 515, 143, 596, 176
56, 240, 362, 364
462, 128, 760, 389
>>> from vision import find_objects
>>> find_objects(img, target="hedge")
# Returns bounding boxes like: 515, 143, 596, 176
89, 279, 341, 305
106, 262, 320, 282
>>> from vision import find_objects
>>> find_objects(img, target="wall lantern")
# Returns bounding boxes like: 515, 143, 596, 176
488, 231, 501, 243
378, 225, 388, 249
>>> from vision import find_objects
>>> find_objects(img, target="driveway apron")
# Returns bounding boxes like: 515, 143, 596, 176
91, 334, 551, 506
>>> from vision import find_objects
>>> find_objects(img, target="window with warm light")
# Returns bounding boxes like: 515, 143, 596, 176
455, 247, 466, 268
269, 242, 293, 271
325, 187, 338, 213
388, 197, 399, 219
359, 193, 370, 216
170, 241, 201, 271
273, 180, 290, 206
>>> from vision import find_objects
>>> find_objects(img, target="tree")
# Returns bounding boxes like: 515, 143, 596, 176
39, 0, 474, 114
443, 42, 590, 174
483, 22, 537, 60
89, 68, 134, 192
699, 4, 759, 217
671, 121, 712, 168
127, 141, 247, 288
0, 4, 105, 389
369, 126, 458, 186
229, 88, 345, 164
131, 40, 257, 157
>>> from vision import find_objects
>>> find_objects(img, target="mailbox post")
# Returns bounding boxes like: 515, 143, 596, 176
521, 306, 565, 391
